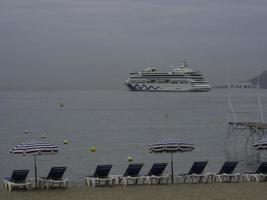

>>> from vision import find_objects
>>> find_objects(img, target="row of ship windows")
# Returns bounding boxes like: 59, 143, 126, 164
130, 73, 202, 76
141, 75, 203, 78
131, 76, 204, 80
131, 80, 206, 83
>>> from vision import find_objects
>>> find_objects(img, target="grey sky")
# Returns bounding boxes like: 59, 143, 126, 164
1, 0, 267, 90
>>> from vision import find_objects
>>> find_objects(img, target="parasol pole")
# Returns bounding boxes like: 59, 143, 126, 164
34, 155, 38, 188
171, 152, 174, 183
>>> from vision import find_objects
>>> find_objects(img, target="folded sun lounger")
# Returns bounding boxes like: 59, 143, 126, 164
85, 164, 115, 187
3, 170, 31, 192
39, 166, 68, 189
242, 162, 267, 182
176, 161, 208, 183
144, 163, 170, 184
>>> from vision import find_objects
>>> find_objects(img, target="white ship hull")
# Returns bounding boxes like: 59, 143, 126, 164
125, 62, 211, 92
125, 82, 211, 92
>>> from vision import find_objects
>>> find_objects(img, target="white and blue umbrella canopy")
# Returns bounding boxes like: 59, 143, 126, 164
10, 141, 59, 155
148, 138, 194, 153
253, 137, 267, 150
148, 138, 194, 183
9, 140, 59, 188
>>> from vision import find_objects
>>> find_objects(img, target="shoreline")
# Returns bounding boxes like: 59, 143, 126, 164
1, 182, 267, 200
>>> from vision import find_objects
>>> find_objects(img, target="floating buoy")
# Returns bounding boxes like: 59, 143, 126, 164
128, 156, 133, 162
64, 139, 68, 144
59, 102, 64, 107
90, 146, 96, 152
24, 130, 29, 134
165, 113, 168, 119
41, 134, 45, 139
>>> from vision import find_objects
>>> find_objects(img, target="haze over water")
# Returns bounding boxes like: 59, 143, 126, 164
1, 0, 267, 90
0, 88, 266, 185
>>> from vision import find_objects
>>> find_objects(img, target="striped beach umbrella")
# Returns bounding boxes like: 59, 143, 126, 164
148, 138, 194, 183
10, 140, 59, 188
253, 137, 267, 150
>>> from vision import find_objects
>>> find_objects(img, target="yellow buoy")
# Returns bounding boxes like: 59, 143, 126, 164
128, 156, 133, 162
59, 102, 64, 107
64, 139, 68, 144
90, 146, 96, 152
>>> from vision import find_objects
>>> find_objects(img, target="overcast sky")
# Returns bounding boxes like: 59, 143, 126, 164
0, 0, 267, 90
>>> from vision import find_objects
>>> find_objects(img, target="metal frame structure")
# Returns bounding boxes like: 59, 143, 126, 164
224, 121, 267, 163
223, 69, 266, 163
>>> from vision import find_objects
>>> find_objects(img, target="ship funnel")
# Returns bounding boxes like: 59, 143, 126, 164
180, 62, 188, 68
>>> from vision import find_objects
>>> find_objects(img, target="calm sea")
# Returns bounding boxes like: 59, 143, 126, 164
0, 89, 266, 185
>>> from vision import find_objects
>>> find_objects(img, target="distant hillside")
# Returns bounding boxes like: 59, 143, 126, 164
249, 71, 267, 88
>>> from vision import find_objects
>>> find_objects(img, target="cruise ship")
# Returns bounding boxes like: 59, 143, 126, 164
125, 62, 211, 92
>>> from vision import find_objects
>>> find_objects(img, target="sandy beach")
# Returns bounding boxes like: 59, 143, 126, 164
1, 182, 267, 200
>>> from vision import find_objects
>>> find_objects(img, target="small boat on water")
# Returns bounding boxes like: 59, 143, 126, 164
125, 62, 211, 92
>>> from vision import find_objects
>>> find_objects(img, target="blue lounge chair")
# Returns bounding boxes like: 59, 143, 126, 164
120, 163, 144, 185
85, 165, 114, 187
39, 167, 68, 189
176, 161, 208, 183
3, 170, 31, 192
144, 163, 170, 184
242, 162, 267, 182
209, 161, 240, 183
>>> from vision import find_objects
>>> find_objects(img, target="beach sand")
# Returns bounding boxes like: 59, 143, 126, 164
1, 183, 267, 200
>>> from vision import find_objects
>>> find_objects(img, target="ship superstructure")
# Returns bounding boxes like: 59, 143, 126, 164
125, 62, 211, 92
